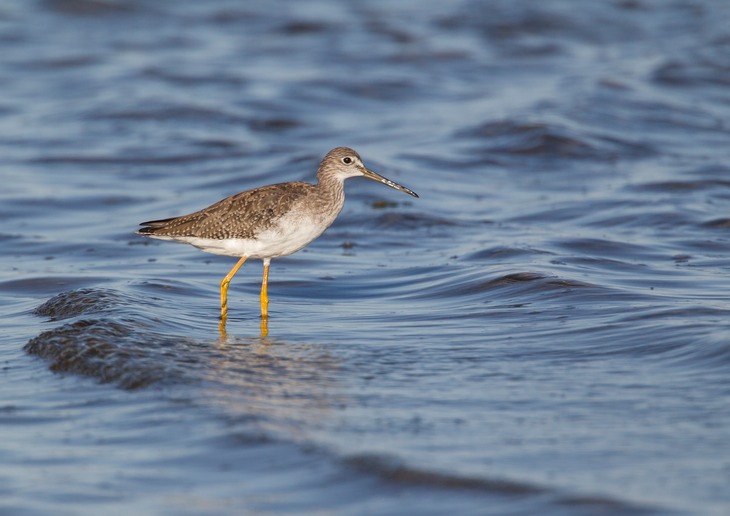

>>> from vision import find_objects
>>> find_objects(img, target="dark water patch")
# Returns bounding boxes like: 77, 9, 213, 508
388, 48, 472, 65
0, 137, 81, 157
618, 305, 730, 325
2, 195, 121, 214
248, 117, 302, 132
669, 238, 730, 255
185, 136, 243, 151
573, 93, 727, 141
0, 407, 61, 427
629, 179, 730, 193
6, 194, 138, 212
0, 233, 22, 242
458, 120, 653, 162
33, 288, 124, 320
558, 256, 650, 274
371, 199, 398, 209
312, 77, 421, 103
373, 212, 457, 230
552, 238, 660, 262
399, 151, 503, 172
139, 66, 247, 87
462, 120, 592, 159
86, 101, 249, 125
84, 99, 302, 137
28, 150, 248, 166
463, 246, 553, 262
110, 34, 201, 55
443, 0, 647, 52
685, 163, 730, 178
408, 269, 598, 302
584, 210, 696, 230
41, 0, 136, 17
277, 20, 331, 36
206, 7, 260, 25
509, 200, 637, 225
363, 16, 419, 46
488, 271, 545, 287
702, 218, 730, 229
0, 104, 18, 118
25, 318, 200, 390
492, 39, 564, 59
653, 58, 730, 88
347, 454, 657, 514
347, 453, 540, 494
15, 54, 100, 70
26, 288, 206, 380
508, 205, 593, 224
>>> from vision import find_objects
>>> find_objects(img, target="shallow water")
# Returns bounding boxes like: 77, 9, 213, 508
2, 0, 730, 514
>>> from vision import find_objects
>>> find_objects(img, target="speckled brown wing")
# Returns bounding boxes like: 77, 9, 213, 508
137, 181, 315, 240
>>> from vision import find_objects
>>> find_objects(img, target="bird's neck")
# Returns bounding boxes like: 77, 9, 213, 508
316, 173, 346, 211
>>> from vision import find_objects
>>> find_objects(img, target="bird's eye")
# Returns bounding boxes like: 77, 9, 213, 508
342, 157, 353, 165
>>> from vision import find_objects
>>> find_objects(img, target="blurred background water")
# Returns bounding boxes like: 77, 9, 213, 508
1, 0, 730, 514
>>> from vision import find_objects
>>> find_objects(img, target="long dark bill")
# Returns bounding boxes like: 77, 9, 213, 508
362, 168, 419, 198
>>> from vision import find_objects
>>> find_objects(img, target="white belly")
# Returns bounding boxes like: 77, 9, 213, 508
149, 209, 337, 259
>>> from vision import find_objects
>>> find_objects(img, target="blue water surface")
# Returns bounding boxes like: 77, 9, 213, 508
1, 1, 730, 514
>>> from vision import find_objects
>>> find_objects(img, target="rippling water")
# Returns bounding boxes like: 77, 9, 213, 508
2, 0, 730, 514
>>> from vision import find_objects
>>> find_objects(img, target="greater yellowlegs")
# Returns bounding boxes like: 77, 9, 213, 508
137, 147, 418, 323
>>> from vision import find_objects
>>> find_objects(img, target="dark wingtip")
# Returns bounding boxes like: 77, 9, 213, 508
136, 218, 174, 235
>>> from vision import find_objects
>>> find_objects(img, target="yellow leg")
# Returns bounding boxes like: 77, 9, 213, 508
220, 256, 247, 321
260, 259, 270, 319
